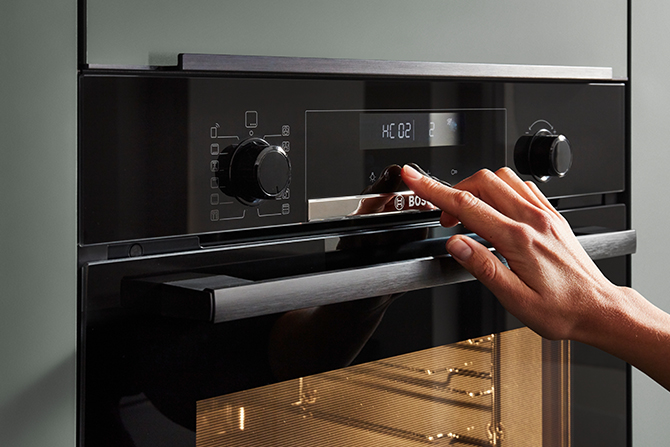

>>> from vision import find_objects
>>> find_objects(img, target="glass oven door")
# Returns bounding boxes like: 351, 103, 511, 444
80, 222, 631, 447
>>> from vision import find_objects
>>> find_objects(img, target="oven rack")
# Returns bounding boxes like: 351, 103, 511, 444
197, 336, 500, 447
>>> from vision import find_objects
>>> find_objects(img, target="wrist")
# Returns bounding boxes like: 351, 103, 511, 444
570, 283, 635, 347
572, 284, 670, 372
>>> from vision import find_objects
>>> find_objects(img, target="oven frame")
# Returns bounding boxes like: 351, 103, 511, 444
77, 56, 633, 447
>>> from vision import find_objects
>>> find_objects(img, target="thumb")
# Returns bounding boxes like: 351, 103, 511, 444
446, 235, 528, 301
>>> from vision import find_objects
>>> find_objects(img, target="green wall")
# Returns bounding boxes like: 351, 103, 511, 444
3, 1, 649, 446
86, 0, 628, 79
0, 1, 77, 446
631, 0, 670, 444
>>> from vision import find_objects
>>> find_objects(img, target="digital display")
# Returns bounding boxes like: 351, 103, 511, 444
360, 112, 462, 150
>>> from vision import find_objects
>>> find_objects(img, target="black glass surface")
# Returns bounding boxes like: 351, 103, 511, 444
306, 109, 505, 199
80, 206, 629, 447
79, 69, 629, 447
79, 73, 625, 246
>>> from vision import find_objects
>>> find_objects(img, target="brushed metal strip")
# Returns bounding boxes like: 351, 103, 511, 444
309, 196, 371, 221
576, 229, 636, 261
204, 230, 635, 322
211, 255, 472, 323
308, 192, 436, 221
178, 54, 614, 81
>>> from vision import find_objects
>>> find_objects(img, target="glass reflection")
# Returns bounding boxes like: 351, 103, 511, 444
197, 328, 557, 447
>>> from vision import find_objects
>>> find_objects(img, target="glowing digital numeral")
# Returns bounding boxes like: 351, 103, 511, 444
382, 121, 413, 140
382, 123, 396, 139
398, 122, 412, 139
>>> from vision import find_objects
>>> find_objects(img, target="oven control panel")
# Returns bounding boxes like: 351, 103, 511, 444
79, 73, 625, 245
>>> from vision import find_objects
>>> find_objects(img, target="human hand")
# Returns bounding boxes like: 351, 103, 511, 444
348, 164, 436, 216
401, 165, 620, 342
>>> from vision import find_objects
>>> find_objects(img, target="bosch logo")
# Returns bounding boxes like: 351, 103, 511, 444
394, 195, 405, 210
408, 195, 428, 208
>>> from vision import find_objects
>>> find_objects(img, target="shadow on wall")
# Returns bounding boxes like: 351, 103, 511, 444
0, 353, 75, 445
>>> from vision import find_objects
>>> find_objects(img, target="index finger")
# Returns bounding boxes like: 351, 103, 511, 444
401, 165, 517, 243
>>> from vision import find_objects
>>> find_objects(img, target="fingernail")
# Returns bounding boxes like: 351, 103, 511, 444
403, 164, 422, 180
448, 238, 473, 262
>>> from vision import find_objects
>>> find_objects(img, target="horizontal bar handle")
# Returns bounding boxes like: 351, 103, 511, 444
178, 54, 614, 81
576, 229, 636, 261
137, 230, 635, 323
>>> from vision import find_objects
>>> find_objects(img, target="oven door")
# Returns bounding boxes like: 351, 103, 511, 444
80, 207, 634, 447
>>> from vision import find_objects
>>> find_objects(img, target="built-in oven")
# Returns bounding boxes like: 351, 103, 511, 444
78, 55, 634, 446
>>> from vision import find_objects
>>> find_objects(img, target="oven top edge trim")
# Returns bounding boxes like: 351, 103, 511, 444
84, 54, 616, 81
78, 220, 447, 267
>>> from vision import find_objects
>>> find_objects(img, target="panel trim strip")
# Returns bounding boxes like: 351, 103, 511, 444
177, 54, 614, 81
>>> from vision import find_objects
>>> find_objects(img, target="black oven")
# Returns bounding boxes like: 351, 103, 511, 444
78, 55, 633, 446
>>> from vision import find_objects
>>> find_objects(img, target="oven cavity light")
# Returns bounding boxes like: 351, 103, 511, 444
239, 407, 245, 431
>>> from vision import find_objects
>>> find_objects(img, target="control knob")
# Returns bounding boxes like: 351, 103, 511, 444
219, 137, 291, 205
514, 130, 573, 182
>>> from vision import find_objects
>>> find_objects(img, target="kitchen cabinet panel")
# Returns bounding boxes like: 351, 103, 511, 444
86, 0, 627, 78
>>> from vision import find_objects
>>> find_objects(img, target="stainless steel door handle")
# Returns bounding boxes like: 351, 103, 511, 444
124, 230, 636, 323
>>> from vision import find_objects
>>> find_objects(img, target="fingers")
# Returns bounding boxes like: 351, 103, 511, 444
494, 168, 552, 212
403, 165, 604, 343
525, 179, 562, 218
446, 234, 532, 307
494, 168, 563, 220
401, 165, 518, 242
450, 168, 557, 224
402, 165, 563, 237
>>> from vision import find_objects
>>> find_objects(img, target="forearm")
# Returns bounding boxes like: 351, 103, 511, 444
574, 286, 670, 391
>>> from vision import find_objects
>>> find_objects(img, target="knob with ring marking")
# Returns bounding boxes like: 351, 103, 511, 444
220, 137, 291, 205
514, 129, 573, 182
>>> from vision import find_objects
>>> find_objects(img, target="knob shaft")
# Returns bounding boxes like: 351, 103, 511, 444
514, 132, 572, 181
221, 138, 291, 204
